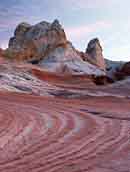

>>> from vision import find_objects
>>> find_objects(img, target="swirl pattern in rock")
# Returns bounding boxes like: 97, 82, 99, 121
0, 90, 130, 172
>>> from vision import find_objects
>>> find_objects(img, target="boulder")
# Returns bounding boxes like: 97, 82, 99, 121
85, 38, 106, 70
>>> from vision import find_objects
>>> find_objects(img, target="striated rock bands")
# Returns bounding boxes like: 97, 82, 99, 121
0, 18, 130, 172
0, 61, 130, 172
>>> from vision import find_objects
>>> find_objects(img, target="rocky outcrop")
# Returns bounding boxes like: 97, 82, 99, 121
85, 38, 106, 70
7, 20, 106, 79
8, 20, 67, 61
39, 42, 105, 77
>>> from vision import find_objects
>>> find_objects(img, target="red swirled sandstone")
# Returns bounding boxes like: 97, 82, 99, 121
0, 91, 129, 172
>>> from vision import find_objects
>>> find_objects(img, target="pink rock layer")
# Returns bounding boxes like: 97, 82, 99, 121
0, 89, 130, 172
0, 59, 129, 171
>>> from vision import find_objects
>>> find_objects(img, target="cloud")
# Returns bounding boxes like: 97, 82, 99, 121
66, 21, 112, 40
62, 0, 119, 10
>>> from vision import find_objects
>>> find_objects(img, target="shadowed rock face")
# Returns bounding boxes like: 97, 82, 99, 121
85, 38, 106, 70
120, 61, 130, 75
105, 59, 130, 81
105, 59, 124, 81
110, 61, 130, 81
14, 22, 31, 38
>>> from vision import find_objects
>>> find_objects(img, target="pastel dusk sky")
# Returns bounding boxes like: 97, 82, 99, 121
0, 0, 130, 61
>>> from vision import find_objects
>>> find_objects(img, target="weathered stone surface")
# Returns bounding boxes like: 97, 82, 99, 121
8, 19, 67, 61
40, 42, 106, 76
14, 22, 31, 38
85, 38, 106, 70
7, 20, 106, 80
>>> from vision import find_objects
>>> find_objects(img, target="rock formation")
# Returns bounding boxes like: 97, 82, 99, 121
8, 20, 67, 61
0, 19, 130, 172
7, 20, 106, 78
85, 38, 106, 70
39, 42, 105, 77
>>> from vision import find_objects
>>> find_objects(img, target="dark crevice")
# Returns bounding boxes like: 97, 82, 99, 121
80, 109, 130, 121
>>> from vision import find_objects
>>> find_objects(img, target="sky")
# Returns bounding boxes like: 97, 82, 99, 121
0, 0, 130, 61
